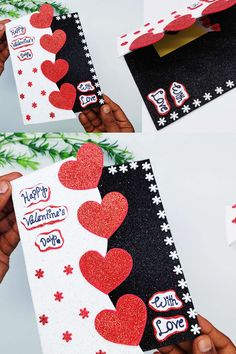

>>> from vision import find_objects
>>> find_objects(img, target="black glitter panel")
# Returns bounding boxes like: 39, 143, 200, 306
125, 7, 236, 130
51, 13, 103, 112
98, 160, 200, 351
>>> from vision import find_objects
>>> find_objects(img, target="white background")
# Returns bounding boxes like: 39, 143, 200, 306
0, 0, 142, 132
143, 0, 236, 133
0, 133, 236, 353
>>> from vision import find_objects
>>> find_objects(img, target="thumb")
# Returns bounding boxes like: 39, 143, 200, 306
0, 180, 12, 211
0, 19, 10, 39
100, 104, 121, 132
193, 335, 217, 354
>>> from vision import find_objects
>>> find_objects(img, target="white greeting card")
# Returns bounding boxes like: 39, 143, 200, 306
11, 147, 143, 354
6, 5, 103, 125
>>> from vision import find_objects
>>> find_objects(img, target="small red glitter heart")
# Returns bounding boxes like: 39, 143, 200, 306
129, 32, 164, 51
80, 249, 133, 294
30, 4, 53, 29
49, 83, 76, 110
41, 59, 69, 83
95, 294, 147, 346
164, 14, 196, 32
40, 30, 66, 54
58, 143, 103, 190
78, 192, 128, 238
202, 0, 236, 15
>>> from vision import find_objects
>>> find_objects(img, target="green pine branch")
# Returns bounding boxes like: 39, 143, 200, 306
0, 0, 68, 18
0, 133, 133, 170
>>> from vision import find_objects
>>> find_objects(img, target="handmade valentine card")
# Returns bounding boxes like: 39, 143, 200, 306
6, 4, 103, 125
12, 143, 200, 353
118, 0, 236, 130
98, 160, 200, 350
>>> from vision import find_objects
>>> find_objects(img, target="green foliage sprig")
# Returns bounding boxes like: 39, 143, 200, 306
0, 0, 68, 18
0, 133, 133, 170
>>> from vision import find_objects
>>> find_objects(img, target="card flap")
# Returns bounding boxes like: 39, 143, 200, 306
117, 0, 236, 56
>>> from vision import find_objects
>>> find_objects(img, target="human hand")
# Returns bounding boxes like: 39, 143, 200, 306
0, 172, 22, 283
79, 94, 135, 132
158, 315, 236, 354
0, 19, 10, 76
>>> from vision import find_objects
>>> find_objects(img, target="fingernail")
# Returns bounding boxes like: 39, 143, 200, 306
198, 337, 213, 352
0, 24, 4, 30
0, 181, 9, 194
102, 105, 111, 114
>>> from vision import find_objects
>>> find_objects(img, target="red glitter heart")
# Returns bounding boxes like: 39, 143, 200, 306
202, 0, 236, 15
95, 294, 147, 346
40, 30, 66, 54
41, 59, 69, 83
78, 192, 128, 238
129, 32, 164, 51
80, 249, 133, 294
58, 143, 103, 190
164, 14, 196, 32
30, 4, 53, 29
49, 83, 76, 110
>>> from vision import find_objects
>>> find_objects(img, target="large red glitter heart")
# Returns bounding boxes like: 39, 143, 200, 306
129, 32, 164, 51
80, 249, 133, 294
78, 192, 128, 238
202, 0, 236, 15
95, 294, 147, 346
30, 4, 53, 29
164, 15, 196, 32
58, 143, 103, 190
40, 30, 66, 54
41, 59, 69, 83
49, 83, 76, 110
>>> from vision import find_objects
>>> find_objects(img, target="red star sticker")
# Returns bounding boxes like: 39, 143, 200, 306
63, 265, 73, 275
96, 350, 106, 354
28, 81, 33, 87
49, 112, 55, 119
18, 69, 23, 75
54, 291, 64, 302
32, 67, 38, 73
32, 102, 37, 108
39, 314, 48, 326
35, 269, 44, 279
20, 94, 25, 100
26, 114, 31, 121
41, 90, 46, 96
79, 308, 89, 319
62, 331, 72, 343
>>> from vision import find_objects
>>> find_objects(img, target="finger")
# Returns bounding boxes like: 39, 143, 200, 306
0, 19, 10, 40
103, 94, 134, 132
193, 335, 217, 354
0, 250, 9, 284
178, 340, 193, 353
158, 344, 185, 354
0, 172, 22, 182
0, 173, 21, 212
100, 104, 121, 132
0, 40, 7, 51
0, 221, 19, 257
0, 180, 12, 212
0, 45, 9, 61
198, 315, 236, 352
83, 109, 103, 128
79, 112, 95, 132
0, 223, 19, 283
0, 211, 16, 234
